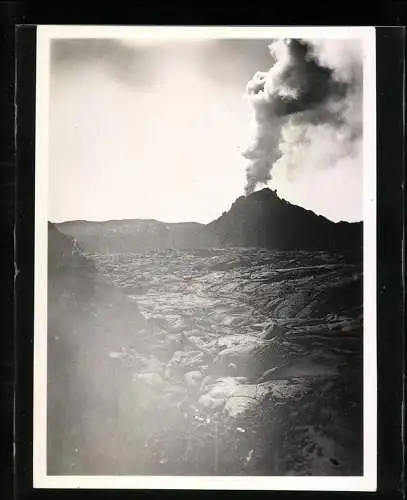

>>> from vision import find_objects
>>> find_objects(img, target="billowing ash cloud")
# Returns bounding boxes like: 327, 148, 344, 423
241, 38, 363, 197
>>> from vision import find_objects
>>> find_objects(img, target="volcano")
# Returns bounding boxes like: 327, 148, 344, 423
208, 188, 362, 251
55, 188, 362, 253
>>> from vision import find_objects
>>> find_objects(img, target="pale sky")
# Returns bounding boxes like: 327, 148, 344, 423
48, 37, 363, 223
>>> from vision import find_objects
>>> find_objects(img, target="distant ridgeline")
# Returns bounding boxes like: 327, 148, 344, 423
54, 188, 362, 253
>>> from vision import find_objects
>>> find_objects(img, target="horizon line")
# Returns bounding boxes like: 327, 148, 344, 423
49, 188, 363, 226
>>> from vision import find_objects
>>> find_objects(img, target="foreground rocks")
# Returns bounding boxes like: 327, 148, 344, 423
48, 232, 363, 476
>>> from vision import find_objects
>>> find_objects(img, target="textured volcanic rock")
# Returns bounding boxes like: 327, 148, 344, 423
47, 213, 363, 476
75, 246, 363, 476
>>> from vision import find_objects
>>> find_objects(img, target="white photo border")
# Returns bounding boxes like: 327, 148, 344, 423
33, 25, 377, 491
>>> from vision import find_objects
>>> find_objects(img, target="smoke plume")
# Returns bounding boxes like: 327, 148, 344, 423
241, 38, 363, 200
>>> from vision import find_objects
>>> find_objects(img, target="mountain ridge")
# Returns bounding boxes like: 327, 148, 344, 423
54, 188, 362, 252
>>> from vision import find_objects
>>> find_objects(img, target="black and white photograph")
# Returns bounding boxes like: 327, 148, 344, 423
33, 26, 377, 490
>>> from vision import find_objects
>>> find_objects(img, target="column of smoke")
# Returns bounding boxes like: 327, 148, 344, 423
241, 38, 363, 196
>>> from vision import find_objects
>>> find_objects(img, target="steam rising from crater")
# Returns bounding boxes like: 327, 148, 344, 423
241, 38, 363, 201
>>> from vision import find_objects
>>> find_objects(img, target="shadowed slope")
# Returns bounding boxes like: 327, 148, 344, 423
47, 223, 148, 474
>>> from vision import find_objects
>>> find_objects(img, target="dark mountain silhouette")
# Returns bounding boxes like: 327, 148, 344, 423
208, 188, 363, 251
55, 188, 362, 252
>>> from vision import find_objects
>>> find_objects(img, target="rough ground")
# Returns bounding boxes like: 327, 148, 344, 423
47, 246, 363, 476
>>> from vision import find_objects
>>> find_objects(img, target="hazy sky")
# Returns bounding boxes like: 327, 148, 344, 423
49, 37, 363, 223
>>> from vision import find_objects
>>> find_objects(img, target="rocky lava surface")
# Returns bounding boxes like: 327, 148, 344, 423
48, 243, 363, 476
